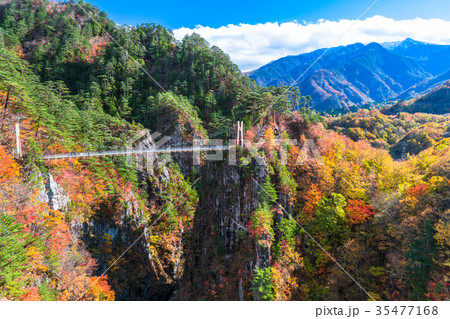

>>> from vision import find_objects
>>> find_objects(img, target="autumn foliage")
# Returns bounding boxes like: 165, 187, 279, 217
346, 200, 376, 225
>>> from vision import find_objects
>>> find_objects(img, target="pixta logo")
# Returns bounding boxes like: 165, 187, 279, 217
126, 131, 324, 169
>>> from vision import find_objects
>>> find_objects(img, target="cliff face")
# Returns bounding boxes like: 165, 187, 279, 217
181, 160, 268, 300
81, 131, 198, 301
39, 174, 70, 211
34, 131, 198, 301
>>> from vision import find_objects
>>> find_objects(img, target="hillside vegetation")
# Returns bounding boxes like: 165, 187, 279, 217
384, 81, 450, 115
328, 110, 450, 158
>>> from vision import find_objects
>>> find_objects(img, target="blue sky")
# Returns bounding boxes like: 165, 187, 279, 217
77, 0, 450, 71
83, 0, 450, 29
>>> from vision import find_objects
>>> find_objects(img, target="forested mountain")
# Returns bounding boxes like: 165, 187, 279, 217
0, 0, 301, 136
0, 0, 449, 302
248, 39, 450, 111
383, 81, 450, 115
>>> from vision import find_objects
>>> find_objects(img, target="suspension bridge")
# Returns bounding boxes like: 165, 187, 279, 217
13, 122, 245, 160
42, 145, 232, 160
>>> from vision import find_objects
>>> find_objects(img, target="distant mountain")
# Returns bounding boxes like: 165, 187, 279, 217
396, 69, 450, 100
248, 39, 450, 111
383, 81, 450, 115
383, 38, 450, 76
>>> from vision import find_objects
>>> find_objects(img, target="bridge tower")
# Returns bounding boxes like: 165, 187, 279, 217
236, 121, 244, 147
15, 123, 22, 158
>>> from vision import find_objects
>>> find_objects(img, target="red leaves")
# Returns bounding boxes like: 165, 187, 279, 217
406, 184, 429, 198
346, 199, 376, 225
426, 281, 450, 301
16, 204, 41, 228
20, 287, 41, 301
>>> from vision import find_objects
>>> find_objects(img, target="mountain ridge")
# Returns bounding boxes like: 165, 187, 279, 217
248, 39, 450, 111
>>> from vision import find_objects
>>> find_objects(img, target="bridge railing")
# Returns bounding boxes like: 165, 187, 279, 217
43, 145, 231, 160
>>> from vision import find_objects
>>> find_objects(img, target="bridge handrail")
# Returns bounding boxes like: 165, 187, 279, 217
43, 145, 231, 160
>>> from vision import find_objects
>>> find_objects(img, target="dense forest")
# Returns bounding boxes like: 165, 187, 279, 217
327, 110, 450, 159
0, 0, 449, 301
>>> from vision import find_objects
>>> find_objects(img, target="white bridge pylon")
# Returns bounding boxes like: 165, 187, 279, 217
236, 121, 244, 147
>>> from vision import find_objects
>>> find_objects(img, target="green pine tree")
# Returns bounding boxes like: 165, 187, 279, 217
0, 214, 33, 299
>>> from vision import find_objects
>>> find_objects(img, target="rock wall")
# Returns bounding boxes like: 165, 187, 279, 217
180, 159, 269, 300
38, 173, 70, 211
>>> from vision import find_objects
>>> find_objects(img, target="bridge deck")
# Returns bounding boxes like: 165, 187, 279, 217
43, 145, 231, 160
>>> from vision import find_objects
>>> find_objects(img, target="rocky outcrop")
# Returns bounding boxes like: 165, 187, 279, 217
80, 130, 193, 301
81, 193, 156, 301
181, 159, 268, 300
38, 173, 70, 211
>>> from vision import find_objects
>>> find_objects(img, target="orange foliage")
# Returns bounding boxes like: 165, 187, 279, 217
288, 144, 301, 167
43, 210, 71, 254
54, 164, 107, 218
86, 36, 110, 63
401, 183, 430, 208
0, 146, 20, 183
16, 46, 25, 58
406, 184, 429, 198
20, 287, 41, 301
303, 184, 322, 217
86, 276, 115, 301
264, 128, 276, 142
346, 199, 376, 225
244, 127, 257, 142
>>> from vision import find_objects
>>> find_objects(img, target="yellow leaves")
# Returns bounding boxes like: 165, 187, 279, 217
102, 233, 113, 242
264, 128, 276, 142
335, 162, 367, 200
149, 235, 161, 245
26, 246, 48, 273
43, 209, 63, 227
149, 245, 158, 256
366, 291, 383, 301
26, 246, 40, 257
379, 161, 416, 193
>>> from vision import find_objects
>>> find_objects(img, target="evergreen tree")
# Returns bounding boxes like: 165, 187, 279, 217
406, 221, 440, 300
0, 214, 33, 299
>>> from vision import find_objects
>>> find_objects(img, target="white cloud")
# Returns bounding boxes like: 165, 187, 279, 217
173, 16, 450, 72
